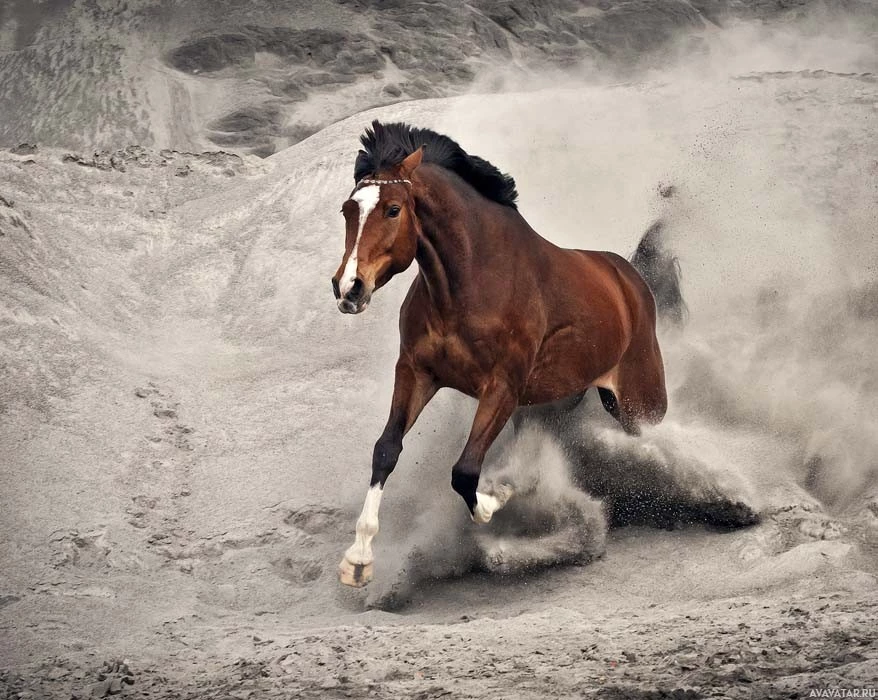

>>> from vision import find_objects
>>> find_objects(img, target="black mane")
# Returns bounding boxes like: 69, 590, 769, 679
354, 120, 519, 209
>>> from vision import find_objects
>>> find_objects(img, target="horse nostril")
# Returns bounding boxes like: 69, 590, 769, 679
347, 277, 365, 302
331, 277, 340, 299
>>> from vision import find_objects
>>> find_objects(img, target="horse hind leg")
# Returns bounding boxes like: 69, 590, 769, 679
597, 386, 644, 436
597, 386, 634, 435
597, 354, 667, 437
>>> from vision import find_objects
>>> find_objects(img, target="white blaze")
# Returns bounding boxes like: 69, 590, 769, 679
340, 185, 380, 297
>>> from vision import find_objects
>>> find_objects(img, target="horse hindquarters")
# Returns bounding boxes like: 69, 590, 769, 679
587, 250, 670, 435
599, 330, 667, 435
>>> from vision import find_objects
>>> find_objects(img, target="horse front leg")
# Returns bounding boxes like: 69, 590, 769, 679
451, 379, 519, 523
338, 360, 436, 587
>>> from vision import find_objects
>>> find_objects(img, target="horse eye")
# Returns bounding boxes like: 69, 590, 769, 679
386, 205, 401, 218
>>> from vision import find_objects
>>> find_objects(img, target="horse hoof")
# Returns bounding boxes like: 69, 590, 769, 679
472, 485, 514, 524
472, 492, 501, 524
338, 557, 373, 587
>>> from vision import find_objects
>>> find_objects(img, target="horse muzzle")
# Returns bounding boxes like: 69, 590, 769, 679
337, 297, 370, 314
332, 275, 371, 314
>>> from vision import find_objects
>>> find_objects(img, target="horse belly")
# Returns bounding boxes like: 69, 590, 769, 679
521, 328, 624, 406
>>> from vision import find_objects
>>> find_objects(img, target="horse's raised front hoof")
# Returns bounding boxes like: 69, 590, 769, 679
338, 556, 373, 587
472, 484, 515, 524
472, 493, 500, 524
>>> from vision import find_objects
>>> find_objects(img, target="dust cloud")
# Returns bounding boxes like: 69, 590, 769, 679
358, 7, 878, 601
365, 413, 607, 609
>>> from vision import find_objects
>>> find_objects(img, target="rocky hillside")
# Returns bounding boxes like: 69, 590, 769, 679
2, 0, 876, 156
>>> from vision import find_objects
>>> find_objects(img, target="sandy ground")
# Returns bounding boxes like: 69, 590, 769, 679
2, 43, 878, 699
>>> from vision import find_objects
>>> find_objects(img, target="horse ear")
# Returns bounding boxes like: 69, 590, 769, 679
399, 146, 424, 176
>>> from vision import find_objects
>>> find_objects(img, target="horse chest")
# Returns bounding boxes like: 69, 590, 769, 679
412, 330, 489, 395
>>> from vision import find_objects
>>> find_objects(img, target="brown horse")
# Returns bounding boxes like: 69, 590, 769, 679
332, 121, 684, 587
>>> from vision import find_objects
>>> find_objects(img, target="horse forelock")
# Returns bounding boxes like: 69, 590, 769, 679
353, 120, 519, 209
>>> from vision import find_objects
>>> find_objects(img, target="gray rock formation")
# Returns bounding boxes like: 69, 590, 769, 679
1, 0, 874, 156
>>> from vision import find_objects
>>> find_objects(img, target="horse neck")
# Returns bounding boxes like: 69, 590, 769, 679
411, 168, 485, 315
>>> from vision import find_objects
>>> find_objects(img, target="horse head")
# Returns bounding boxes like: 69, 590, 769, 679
331, 146, 424, 314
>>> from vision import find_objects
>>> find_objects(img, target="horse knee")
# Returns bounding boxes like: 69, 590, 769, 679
371, 432, 402, 485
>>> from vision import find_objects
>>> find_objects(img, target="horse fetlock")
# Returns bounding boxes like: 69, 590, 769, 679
472, 485, 514, 524
473, 492, 501, 523
356, 515, 379, 539
343, 541, 373, 566
451, 470, 479, 512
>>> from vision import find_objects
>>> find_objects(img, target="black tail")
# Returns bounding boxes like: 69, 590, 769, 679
630, 219, 686, 326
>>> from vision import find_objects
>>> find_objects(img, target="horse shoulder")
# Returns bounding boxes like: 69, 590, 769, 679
397, 278, 449, 369
398, 278, 431, 345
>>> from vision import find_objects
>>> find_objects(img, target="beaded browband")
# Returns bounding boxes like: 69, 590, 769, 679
356, 178, 412, 187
